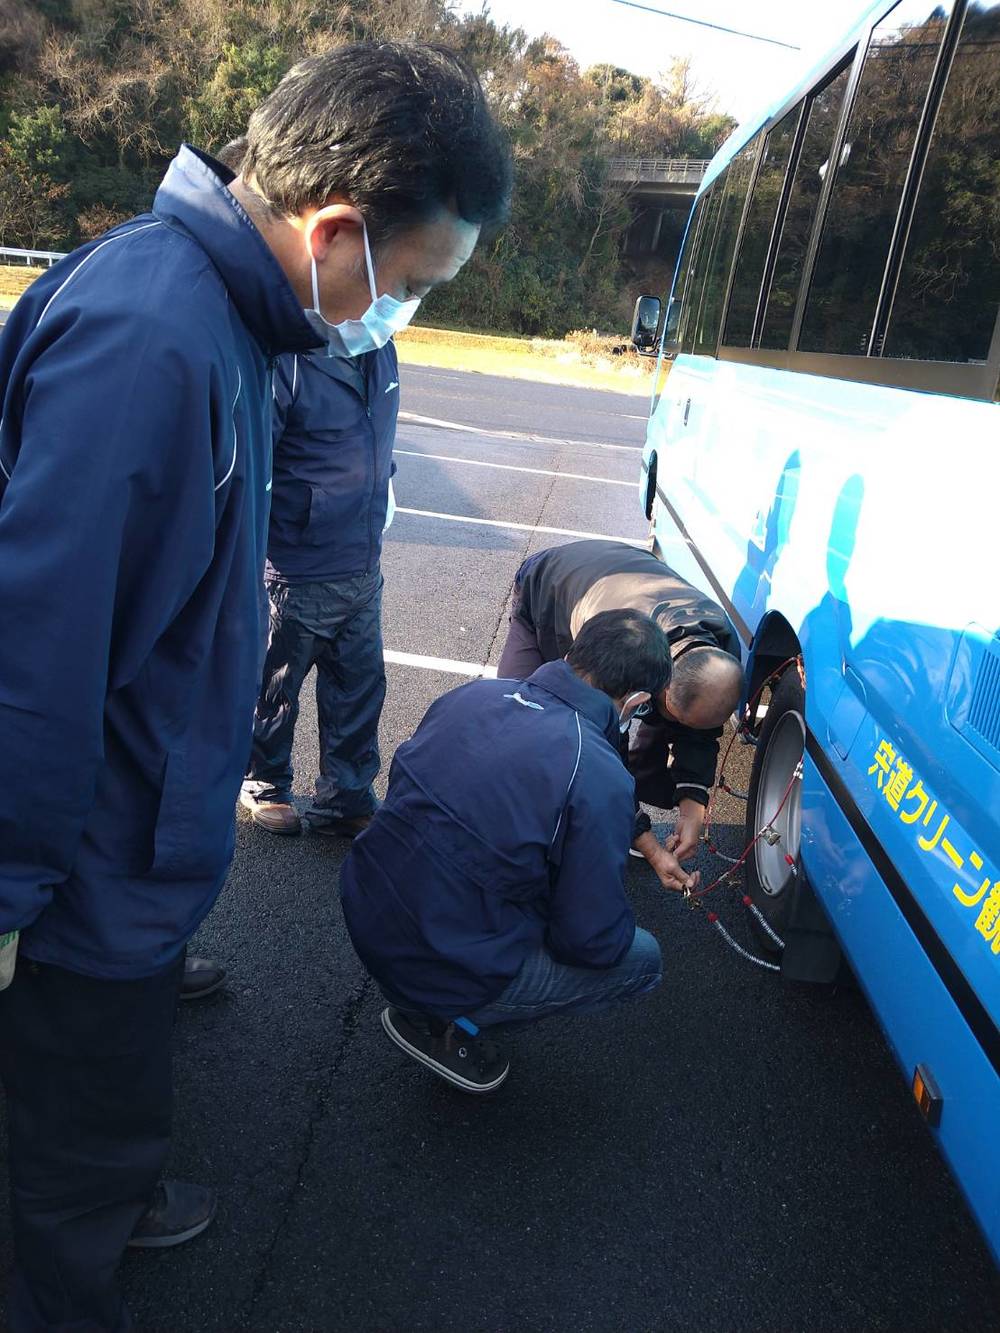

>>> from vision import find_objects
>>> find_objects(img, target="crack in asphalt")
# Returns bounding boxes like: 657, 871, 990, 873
241, 972, 374, 1329
483, 455, 564, 669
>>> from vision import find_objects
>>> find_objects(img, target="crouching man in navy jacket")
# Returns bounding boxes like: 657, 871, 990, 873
341, 610, 671, 1093
0, 42, 510, 1333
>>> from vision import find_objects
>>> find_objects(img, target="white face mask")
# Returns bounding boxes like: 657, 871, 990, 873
619, 692, 652, 733
304, 222, 421, 358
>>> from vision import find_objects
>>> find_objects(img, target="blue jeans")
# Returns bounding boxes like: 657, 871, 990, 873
465, 927, 662, 1032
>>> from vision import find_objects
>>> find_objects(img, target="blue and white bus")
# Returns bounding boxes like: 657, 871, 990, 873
638, 0, 1000, 1260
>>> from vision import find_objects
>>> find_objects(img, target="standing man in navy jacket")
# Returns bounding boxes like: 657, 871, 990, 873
239, 333, 400, 836
341, 610, 670, 1093
0, 42, 510, 1333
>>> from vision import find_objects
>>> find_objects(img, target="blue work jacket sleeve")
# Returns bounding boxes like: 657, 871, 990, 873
545, 746, 636, 969
0, 312, 221, 933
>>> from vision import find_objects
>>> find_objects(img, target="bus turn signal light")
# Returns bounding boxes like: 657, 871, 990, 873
912, 1065, 943, 1127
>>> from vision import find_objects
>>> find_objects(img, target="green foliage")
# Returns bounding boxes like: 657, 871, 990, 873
185, 39, 290, 149
7, 105, 66, 171
0, 0, 734, 334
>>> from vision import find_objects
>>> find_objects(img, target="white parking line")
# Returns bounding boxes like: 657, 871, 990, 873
394, 449, 633, 487
384, 649, 499, 678
398, 411, 642, 453
395, 507, 648, 545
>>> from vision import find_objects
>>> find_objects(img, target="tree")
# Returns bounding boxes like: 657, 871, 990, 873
0, 0, 735, 335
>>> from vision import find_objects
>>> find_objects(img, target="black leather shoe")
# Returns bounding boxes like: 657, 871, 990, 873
308, 813, 374, 838
180, 956, 226, 1001
127, 1179, 216, 1249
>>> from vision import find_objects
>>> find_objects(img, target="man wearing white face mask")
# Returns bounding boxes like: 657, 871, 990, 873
0, 45, 508, 1333
232, 46, 511, 838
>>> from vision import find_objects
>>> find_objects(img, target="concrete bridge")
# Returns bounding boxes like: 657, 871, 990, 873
607, 158, 709, 258
607, 157, 710, 203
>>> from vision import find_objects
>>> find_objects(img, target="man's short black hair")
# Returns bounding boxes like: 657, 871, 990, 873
243, 42, 512, 246
566, 610, 672, 701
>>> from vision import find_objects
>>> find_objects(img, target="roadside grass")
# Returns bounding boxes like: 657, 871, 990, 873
0, 264, 44, 305
396, 325, 657, 395
0, 265, 662, 397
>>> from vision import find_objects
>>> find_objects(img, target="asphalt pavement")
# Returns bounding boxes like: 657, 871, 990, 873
1, 363, 998, 1331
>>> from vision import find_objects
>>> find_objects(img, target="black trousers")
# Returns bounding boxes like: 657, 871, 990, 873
0, 953, 184, 1333
245, 571, 385, 821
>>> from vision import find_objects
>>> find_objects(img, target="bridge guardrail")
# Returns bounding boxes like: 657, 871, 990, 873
0, 246, 65, 268
606, 158, 711, 185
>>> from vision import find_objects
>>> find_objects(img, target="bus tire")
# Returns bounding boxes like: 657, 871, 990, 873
743, 665, 805, 956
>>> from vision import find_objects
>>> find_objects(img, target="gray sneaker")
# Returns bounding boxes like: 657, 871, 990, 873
381, 1007, 509, 1094
179, 956, 226, 1001
127, 1180, 216, 1249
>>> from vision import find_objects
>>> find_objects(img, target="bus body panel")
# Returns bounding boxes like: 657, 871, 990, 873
802, 752, 1000, 1252
644, 354, 1000, 1259
647, 355, 1000, 1029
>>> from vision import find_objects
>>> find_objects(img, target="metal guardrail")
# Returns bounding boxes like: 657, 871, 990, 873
0, 246, 65, 268
607, 158, 711, 185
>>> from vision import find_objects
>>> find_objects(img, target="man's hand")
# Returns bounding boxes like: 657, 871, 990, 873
631, 829, 701, 894
666, 798, 707, 862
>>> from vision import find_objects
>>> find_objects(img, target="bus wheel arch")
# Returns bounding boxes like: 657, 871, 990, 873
744, 612, 801, 720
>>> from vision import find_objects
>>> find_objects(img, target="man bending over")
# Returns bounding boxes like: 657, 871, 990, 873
497, 539, 743, 891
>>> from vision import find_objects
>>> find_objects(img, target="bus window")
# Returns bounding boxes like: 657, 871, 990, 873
759, 60, 853, 351
800, 0, 953, 356
882, 0, 1000, 364
693, 138, 758, 355
680, 184, 723, 354
724, 104, 802, 347
665, 198, 708, 353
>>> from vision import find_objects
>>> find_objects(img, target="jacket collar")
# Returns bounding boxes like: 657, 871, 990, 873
152, 145, 323, 359
523, 661, 619, 741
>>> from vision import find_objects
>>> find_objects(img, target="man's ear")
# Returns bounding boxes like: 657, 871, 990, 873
304, 203, 365, 261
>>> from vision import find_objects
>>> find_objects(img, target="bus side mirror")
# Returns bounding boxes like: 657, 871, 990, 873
631, 295, 661, 353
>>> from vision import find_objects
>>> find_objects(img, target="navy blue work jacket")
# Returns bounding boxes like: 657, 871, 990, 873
0, 145, 322, 979
266, 344, 399, 581
340, 661, 637, 1018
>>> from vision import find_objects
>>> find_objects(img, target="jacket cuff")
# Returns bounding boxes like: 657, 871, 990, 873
674, 783, 711, 808
632, 809, 652, 842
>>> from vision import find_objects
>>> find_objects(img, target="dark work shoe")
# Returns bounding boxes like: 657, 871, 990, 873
308, 813, 373, 839
381, 1006, 509, 1094
180, 956, 226, 1001
127, 1180, 217, 1250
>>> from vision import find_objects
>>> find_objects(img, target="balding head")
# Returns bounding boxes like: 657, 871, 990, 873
659, 646, 742, 730
215, 136, 248, 172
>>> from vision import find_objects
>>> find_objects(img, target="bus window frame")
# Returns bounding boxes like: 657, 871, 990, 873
874, 0, 995, 362
714, 132, 766, 353
668, 196, 709, 355
785, 50, 865, 351
680, 184, 723, 354
720, 100, 807, 349
707, 0, 1000, 402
